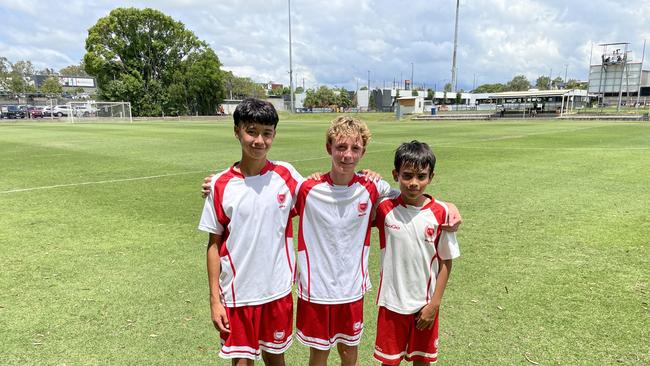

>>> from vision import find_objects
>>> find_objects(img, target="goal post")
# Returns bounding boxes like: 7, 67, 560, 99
67, 101, 132, 123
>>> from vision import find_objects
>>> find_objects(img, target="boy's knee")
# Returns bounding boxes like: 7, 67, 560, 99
232, 358, 254, 366
336, 343, 359, 365
261, 351, 285, 366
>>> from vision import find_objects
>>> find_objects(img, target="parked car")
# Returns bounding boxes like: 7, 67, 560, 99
2, 105, 26, 119
52, 105, 72, 117
73, 105, 97, 117
27, 106, 44, 118
42, 106, 53, 117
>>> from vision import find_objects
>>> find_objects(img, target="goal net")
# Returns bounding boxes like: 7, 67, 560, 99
67, 101, 132, 123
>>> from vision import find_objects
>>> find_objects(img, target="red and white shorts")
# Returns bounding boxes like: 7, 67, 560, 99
295, 297, 364, 350
373, 306, 440, 365
219, 293, 293, 360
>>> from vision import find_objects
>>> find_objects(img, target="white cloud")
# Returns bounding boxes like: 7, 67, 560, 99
1, 0, 649, 90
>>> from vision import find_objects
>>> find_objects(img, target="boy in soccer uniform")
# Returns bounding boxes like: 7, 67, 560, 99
198, 98, 303, 365
373, 141, 460, 366
293, 118, 461, 366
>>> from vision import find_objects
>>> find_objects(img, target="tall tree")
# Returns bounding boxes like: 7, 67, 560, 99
41, 76, 63, 94
473, 83, 505, 93
0, 57, 10, 91
506, 75, 531, 91
59, 62, 89, 76
535, 75, 551, 90
222, 71, 266, 99
84, 7, 224, 116
337, 88, 352, 108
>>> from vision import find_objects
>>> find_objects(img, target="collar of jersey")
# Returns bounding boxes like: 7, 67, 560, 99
396, 193, 434, 210
323, 172, 361, 187
229, 160, 274, 178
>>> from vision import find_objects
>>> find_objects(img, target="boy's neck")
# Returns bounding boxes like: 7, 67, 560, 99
328, 169, 355, 186
237, 157, 267, 177
401, 194, 430, 207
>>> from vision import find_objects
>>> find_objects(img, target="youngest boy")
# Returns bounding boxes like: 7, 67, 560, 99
373, 141, 460, 365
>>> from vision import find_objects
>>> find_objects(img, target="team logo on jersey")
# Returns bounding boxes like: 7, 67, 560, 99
425, 225, 436, 244
353, 321, 362, 331
357, 201, 369, 216
274, 330, 285, 340
277, 193, 287, 208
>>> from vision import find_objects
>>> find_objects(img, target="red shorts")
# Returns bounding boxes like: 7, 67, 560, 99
295, 297, 364, 350
373, 306, 439, 365
219, 293, 293, 360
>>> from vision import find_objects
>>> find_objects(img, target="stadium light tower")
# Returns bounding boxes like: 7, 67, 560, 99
450, 0, 460, 92
288, 0, 294, 113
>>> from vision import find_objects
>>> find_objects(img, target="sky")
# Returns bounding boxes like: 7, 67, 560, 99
1, 0, 649, 91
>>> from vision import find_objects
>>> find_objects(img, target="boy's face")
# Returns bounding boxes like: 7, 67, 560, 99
392, 164, 434, 204
235, 122, 276, 161
326, 134, 365, 175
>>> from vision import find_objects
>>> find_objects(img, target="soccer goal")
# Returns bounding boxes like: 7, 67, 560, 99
67, 101, 132, 123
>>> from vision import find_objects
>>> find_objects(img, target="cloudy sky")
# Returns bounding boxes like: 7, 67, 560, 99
1, 0, 649, 91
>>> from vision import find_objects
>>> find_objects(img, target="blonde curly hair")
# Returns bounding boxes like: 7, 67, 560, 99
326, 116, 372, 147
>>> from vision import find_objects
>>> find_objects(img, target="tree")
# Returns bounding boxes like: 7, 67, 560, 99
294, 86, 304, 94
7, 60, 36, 93
535, 75, 551, 90
303, 86, 337, 108
336, 88, 352, 108
0, 57, 10, 91
473, 83, 505, 93
506, 75, 531, 91
60, 62, 89, 76
566, 79, 587, 90
455, 92, 462, 105
84, 7, 224, 116
551, 77, 564, 89
41, 76, 63, 94
443, 82, 452, 92
426, 88, 434, 101
222, 71, 266, 99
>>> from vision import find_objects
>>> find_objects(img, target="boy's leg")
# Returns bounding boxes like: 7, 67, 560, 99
258, 293, 294, 364
232, 359, 255, 366
373, 307, 411, 365
336, 343, 359, 366
412, 361, 431, 366
405, 311, 439, 364
261, 351, 285, 366
308, 348, 331, 366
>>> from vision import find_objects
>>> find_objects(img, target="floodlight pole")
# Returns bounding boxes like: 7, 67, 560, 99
450, 0, 460, 92
636, 39, 646, 107
617, 43, 628, 112
288, 0, 294, 113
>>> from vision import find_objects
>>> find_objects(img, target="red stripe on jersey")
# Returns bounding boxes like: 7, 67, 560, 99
213, 171, 236, 228
285, 218, 294, 278
424, 199, 447, 302
270, 161, 299, 198
374, 198, 399, 303
220, 239, 238, 306
296, 178, 321, 300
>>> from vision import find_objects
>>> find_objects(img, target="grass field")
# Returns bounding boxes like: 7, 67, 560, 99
1, 114, 649, 365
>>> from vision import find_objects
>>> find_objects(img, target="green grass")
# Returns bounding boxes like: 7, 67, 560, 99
1, 115, 648, 365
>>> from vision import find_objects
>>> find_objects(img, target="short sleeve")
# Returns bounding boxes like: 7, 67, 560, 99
437, 231, 460, 260
198, 178, 224, 235
377, 179, 399, 199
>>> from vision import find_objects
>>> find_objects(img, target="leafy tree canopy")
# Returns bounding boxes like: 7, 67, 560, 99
84, 7, 224, 116
60, 62, 89, 76
41, 76, 63, 94
222, 71, 266, 99
506, 75, 531, 91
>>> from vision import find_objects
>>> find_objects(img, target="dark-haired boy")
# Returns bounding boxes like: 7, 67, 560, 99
373, 141, 460, 366
198, 98, 302, 365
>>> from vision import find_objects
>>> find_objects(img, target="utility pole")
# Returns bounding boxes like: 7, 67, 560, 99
411, 62, 414, 90
564, 64, 568, 84
450, 0, 460, 92
287, 0, 294, 113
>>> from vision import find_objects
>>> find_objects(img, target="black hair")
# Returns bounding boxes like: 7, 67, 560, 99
394, 140, 436, 177
233, 98, 279, 128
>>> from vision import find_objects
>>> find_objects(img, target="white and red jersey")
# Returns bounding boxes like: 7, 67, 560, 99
375, 195, 460, 314
198, 160, 303, 307
295, 173, 393, 304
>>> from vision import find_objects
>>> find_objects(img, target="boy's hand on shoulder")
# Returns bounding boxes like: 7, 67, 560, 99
306, 171, 326, 180
359, 169, 382, 182
201, 174, 215, 198
210, 301, 230, 333
415, 302, 440, 330
441, 202, 462, 232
